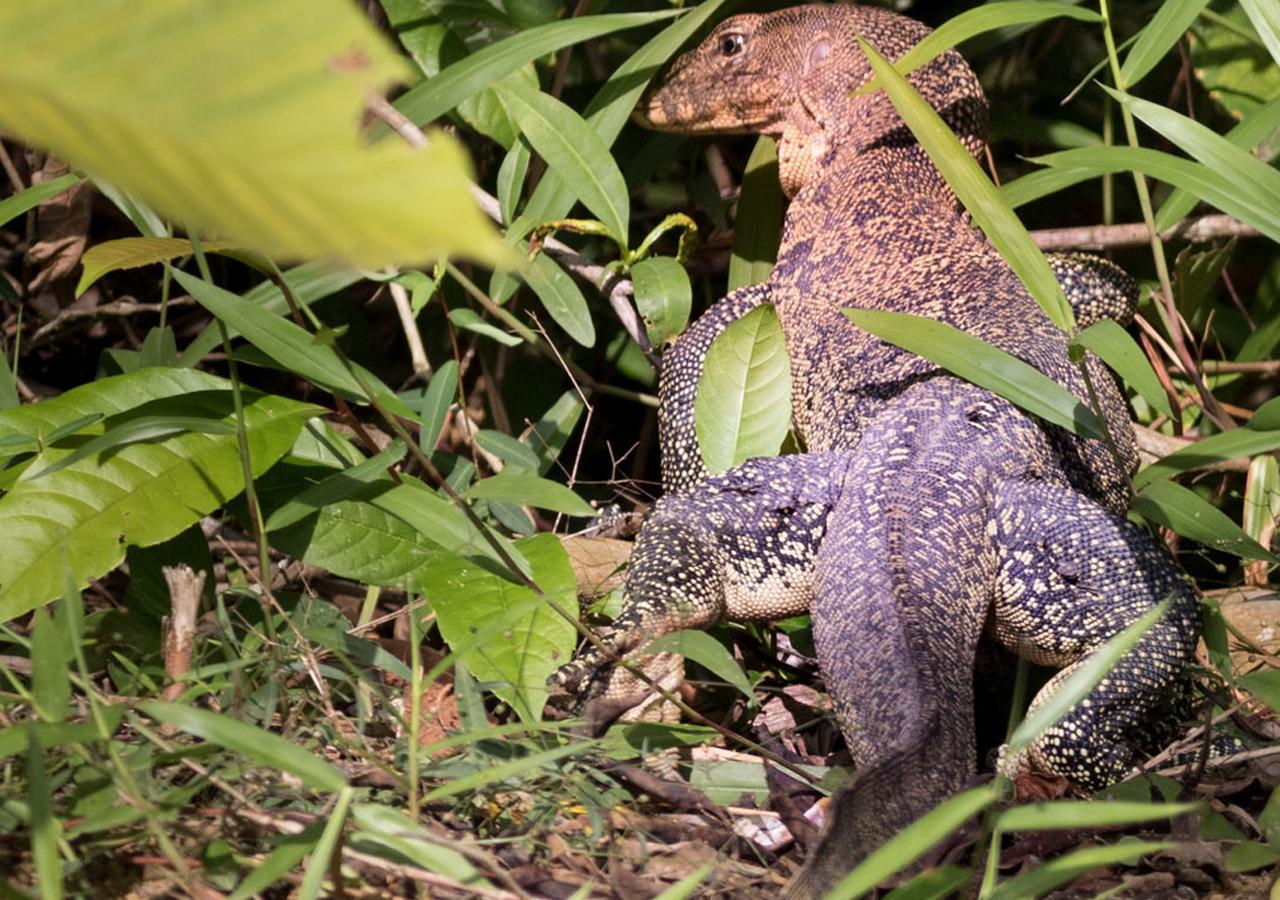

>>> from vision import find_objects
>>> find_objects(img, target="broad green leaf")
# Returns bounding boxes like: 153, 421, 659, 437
996, 800, 1198, 832
1106, 87, 1280, 238
1134, 479, 1278, 562
449, 308, 522, 347
76, 237, 240, 297
522, 253, 595, 348
875, 2, 1100, 88
297, 787, 354, 900
0, 388, 314, 619
264, 441, 405, 533
424, 533, 578, 721
1134, 427, 1280, 489
173, 269, 414, 419
392, 12, 682, 128
696, 304, 792, 474
1120, 0, 1210, 87
1238, 669, 1280, 715
988, 841, 1171, 900
727, 137, 784, 291
845, 309, 1105, 441
0, 173, 81, 229
631, 256, 692, 346
1007, 602, 1169, 755
494, 81, 629, 248
137, 701, 347, 793
1071, 320, 1174, 420
418, 360, 458, 446
861, 40, 1073, 330
26, 728, 62, 900
644, 630, 753, 699
517, 0, 729, 229
421, 738, 592, 802
0, 0, 508, 268
828, 787, 997, 900
350, 804, 487, 886
1187, 7, 1280, 123
467, 471, 594, 516
1225, 840, 1280, 873
1033, 146, 1280, 244
179, 263, 362, 366
1241, 0, 1280, 67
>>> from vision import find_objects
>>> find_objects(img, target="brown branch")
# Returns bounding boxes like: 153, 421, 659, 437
1030, 214, 1258, 251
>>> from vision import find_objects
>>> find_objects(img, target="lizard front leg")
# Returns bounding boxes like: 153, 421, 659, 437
991, 480, 1200, 788
550, 453, 843, 730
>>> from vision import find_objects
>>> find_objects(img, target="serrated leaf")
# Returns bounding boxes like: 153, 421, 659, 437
76, 237, 240, 297
0, 0, 508, 268
494, 81, 629, 247
1071, 320, 1174, 420
862, 39, 1073, 331
644, 630, 753, 699
1121, 0, 1210, 87
1033, 146, 1280, 244
0, 387, 313, 618
137, 701, 346, 793
466, 471, 594, 517
423, 533, 578, 721
987, 841, 1171, 900
1133, 479, 1278, 562
728, 137, 783, 291
828, 787, 997, 900
0, 172, 81, 230
846, 308, 1105, 440
631, 256, 692, 346
695, 304, 791, 475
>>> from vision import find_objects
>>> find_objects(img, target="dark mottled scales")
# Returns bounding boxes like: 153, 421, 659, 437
550, 5, 1199, 896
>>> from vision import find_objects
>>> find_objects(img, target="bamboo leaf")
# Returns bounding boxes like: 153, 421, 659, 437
1133, 479, 1278, 562
1070, 319, 1174, 419
265, 441, 406, 533
845, 308, 1105, 440
0, 173, 81, 229
988, 841, 1171, 900
1241, 0, 1280, 66
861, 39, 1073, 330
996, 800, 1198, 832
1134, 426, 1280, 489
1120, 0, 1210, 86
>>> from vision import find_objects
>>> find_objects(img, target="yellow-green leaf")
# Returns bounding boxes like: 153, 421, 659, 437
77, 237, 240, 297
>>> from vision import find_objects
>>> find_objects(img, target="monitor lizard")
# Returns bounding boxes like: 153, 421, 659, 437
549, 5, 1199, 894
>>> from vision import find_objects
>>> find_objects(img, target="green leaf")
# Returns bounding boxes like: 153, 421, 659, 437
420, 738, 592, 802
297, 787, 353, 900
473, 430, 541, 469
644, 630, 753, 699
0, 173, 81, 229
631, 256, 692, 346
417, 360, 458, 446
1241, 0, 1280, 67
467, 471, 594, 516
987, 841, 1171, 900
350, 804, 487, 885
1105, 87, 1280, 237
1071, 320, 1174, 420
172, 269, 413, 419
1258, 784, 1280, 846
1006, 602, 1170, 755
728, 137, 784, 291
1186, 7, 1280, 124
1238, 668, 1280, 715
996, 800, 1198, 832
827, 787, 997, 900
137, 701, 347, 793
392, 11, 681, 128
1134, 479, 1279, 562
0, 345, 16, 411
695, 304, 792, 475
31, 607, 71, 724
0, 386, 313, 619
30, 414, 237, 481
881, 866, 971, 900
226, 822, 324, 900
1120, 0, 1211, 87
1134, 428, 1280, 489
265, 441, 405, 533
26, 728, 62, 900
0, 0, 508, 268
876, 2, 1100, 88
521, 253, 595, 348
424, 533, 577, 722
1033, 146, 1280, 244
1224, 840, 1280, 873
497, 140, 531, 226
1244, 455, 1280, 555
998, 166, 1101, 210
448, 308, 522, 347
845, 308, 1105, 440
76, 237, 240, 297
494, 81, 629, 248
861, 39, 1073, 330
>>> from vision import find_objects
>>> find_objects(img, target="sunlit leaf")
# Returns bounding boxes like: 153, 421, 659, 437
987, 841, 1171, 900
1120, 0, 1210, 87
728, 137, 783, 291
1071, 320, 1174, 420
76, 237, 239, 297
466, 471, 595, 517
644, 630, 753, 698
1133, 479, 1278, 562
631, 256, 692, 346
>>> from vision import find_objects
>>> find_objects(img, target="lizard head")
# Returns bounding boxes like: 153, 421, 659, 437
635, 4, 988, 196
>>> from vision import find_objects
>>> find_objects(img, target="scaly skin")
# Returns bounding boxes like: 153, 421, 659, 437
550, 6, 1198, 894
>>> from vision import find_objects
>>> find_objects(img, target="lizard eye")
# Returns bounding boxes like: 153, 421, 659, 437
718, 33, 745, 57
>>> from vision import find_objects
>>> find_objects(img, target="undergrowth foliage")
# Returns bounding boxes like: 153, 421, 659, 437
0, 0, 1277, 896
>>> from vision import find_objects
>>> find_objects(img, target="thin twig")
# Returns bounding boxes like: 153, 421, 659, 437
1029, 214, 1258, 251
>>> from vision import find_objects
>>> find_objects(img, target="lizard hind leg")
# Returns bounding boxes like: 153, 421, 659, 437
992, 479, 1200, 790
